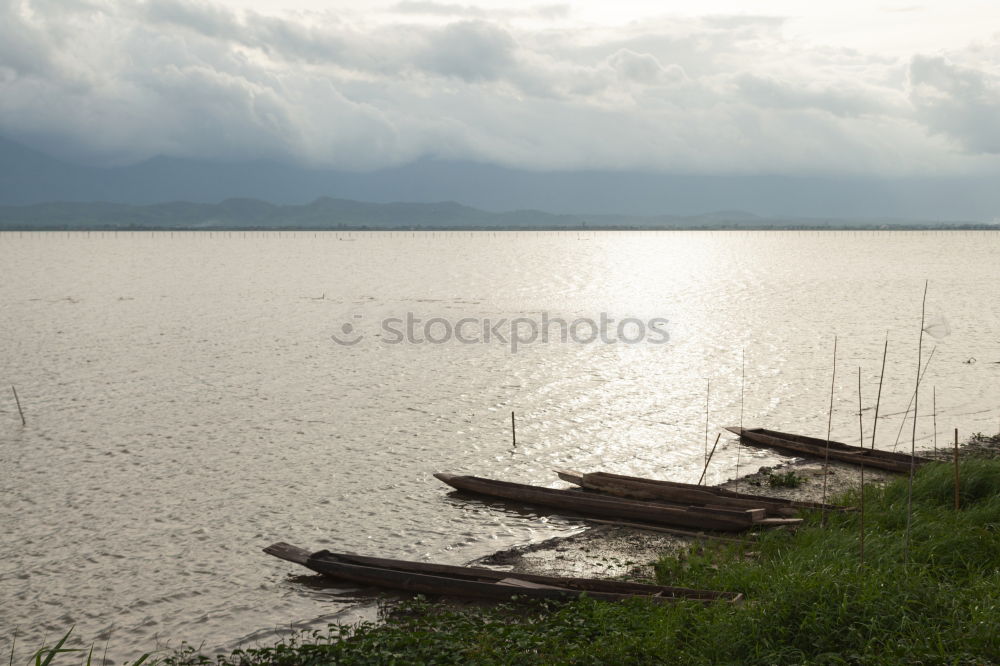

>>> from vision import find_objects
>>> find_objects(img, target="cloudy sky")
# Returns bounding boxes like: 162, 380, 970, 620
2, 0, 1000, 181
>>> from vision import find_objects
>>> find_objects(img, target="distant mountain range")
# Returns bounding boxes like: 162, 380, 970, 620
1, 197, 994, 230
2, 135, 999, 223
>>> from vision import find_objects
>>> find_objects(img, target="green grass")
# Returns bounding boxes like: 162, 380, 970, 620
764, 470, 804, 488
148, 458, 1000, 664
650, 458, 1000, 663
16, 629, 149, 666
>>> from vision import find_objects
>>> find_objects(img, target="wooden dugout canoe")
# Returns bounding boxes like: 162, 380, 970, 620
555, 470, 845, 516
264, 542, 741, 604
726, 427, 932, 474
433, 473, 790, 532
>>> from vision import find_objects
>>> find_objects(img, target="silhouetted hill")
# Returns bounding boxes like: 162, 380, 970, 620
0, 197, 568, 229
1, 197, 992, 230
3, 136, 999, 222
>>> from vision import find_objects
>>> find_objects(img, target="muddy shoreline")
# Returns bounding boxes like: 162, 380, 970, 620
235, 437, 1000, 659
471, 456, 903, 581
472, 431, 1000, 580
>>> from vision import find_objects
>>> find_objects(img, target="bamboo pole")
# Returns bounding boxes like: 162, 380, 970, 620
822, 336, 838, 519
891, 345, 937, 451
704, 379, 711, 466
698, 433, 722, 485
954, 428, 960, 510
511, 411, 516, 449
858, 366, 865, 568
932, 387, 938, 453
11, 386, 25, 426
871, 335, 888, 449
905, 280, 929, 563
736, 349, 745, 492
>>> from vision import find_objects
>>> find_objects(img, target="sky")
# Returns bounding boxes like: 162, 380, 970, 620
2, 0, 1000, 182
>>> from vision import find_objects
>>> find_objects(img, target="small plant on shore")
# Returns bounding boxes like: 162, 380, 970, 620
764, 470, 803, 488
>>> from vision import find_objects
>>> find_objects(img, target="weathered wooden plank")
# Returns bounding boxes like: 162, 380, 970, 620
435, 473, 754, 531
264, 542, 743, 604
583, 518, 751, 543
263, 541, 310, 565
327, 550, 724, 595
726, 427, 931, 474
753, 517, 804, 527
567, 470, 845, 512
560, 470, 799, 518
497, 577, 565, 590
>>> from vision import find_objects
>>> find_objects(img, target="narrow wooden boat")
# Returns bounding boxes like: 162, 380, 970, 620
264, 542, 741, 604
434, 474, 797, 532
555, 470, 846, 516
726, 427, 933, 474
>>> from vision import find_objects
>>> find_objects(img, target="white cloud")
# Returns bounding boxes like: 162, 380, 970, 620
391, 1, 569, 21
607, 49, 684, 85
0, 0, 999, 176
415, 20, 517, 81
909, 55, 1000, 154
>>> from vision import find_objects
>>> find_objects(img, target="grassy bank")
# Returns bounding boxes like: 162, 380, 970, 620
152, 453, 1000, 665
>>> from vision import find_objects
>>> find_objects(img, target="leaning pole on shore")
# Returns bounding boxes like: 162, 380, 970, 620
821, 336, 838, 522
905, 280, 929, 563
871, 335, 888, 449
858, 366, 865, 568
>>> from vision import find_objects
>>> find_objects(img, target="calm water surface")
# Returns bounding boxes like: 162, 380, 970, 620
2, 230, 999, 661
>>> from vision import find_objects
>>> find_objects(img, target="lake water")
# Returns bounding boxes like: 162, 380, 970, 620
2, 230, 999, 661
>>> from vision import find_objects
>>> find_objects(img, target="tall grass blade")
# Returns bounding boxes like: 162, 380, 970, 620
33, 629, 82, 666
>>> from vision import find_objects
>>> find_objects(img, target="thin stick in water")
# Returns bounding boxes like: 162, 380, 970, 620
511, 411, 516, 449
891, 345, 937, 451
11, 386, 25, 426
932, 386, 937, 453
858, 366, 865, 568
822, 336, 838, 519
905, 280, 929, 563
736, 349, 745, 492
954, 428, 960, 510
871, 335, 888, 449
698, 433, 722, 485
704, 379, 711, 466
8, 627, 16, 666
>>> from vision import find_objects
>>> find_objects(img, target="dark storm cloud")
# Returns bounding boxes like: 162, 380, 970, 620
0, 0, 998, 176
141, 0, 242, 40
393, 1, 569, 20
909, 55, 1000, 154
0, 0, 57, 78
416, 21, 516, 81
735, 73, 901, 118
